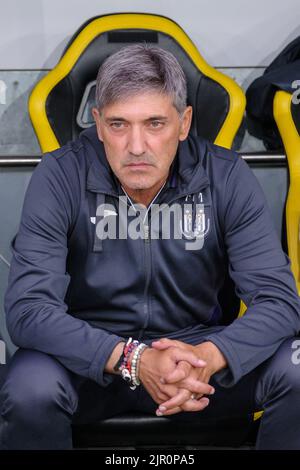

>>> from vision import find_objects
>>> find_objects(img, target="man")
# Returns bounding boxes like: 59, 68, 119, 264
1, 44, 300, 450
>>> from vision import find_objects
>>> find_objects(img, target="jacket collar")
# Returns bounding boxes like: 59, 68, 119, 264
82, 126, 209, 198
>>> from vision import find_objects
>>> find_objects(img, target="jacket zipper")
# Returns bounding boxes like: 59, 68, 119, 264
138, 219, 152, 340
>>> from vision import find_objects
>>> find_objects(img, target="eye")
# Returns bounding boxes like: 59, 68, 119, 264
149, 120, 165, 129
110, 122, 126, 130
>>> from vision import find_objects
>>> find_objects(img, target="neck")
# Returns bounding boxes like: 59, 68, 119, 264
122, 178, 167, 207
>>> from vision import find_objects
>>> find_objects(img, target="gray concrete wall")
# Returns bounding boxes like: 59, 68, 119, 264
1, 0, 299, 69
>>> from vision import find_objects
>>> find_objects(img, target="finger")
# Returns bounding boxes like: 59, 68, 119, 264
181, 397, 210, 413
157, 388, 191, 411
159, 382, 180, 399
180, 377, 215, 396
156, 405, 181, 416
163, 360, 191, 383
157, 397, 210, 416
152, 338, 178, 350
152, 342, 172, 351
144, 378, 170, 404
155, 384, 172, 403
171, 348, 206, 368
156, 382, 180, 403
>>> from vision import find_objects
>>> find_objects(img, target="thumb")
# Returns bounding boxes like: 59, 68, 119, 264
151, 338, 174, 350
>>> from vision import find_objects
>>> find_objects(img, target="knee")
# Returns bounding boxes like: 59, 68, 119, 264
1, 375, 57, 419
266, 338, 300, 393
0, 350, 78, 420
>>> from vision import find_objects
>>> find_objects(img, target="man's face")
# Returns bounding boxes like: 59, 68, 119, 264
92, 92, 192, 193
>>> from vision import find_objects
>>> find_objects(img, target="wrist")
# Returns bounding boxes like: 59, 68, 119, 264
195, 341, 227, 374
105, 341, 126, 375
138, 345, 154, 368
108, 338, 149, 389
138, 346, 155, 380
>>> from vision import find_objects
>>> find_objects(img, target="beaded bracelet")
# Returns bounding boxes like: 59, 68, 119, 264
120, 341, 140, 389
113, 338, 130, 372
113, 337, 139, 387
131, 343, 148, 388
113, 337, 138, 372
114, 337, 148, 390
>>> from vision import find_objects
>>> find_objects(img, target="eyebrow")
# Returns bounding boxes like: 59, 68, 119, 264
104, 116, 168, 123
105, 117, 127, 122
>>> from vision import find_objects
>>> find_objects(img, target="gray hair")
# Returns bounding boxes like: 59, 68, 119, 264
95, 44, 187, 114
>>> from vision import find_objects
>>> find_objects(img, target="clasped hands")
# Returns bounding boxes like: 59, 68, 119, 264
139, 338, 226, 417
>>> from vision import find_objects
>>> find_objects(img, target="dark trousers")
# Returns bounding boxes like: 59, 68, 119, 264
0, 337, 300, 450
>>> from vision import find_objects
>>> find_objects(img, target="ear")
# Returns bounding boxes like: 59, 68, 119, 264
179, 106, 193, 141
92, 107, 103, 142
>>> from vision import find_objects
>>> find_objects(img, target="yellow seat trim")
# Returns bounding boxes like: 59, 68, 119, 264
274, 91, 300, 294
29, 13, 245, 153
254, 410, 263, 421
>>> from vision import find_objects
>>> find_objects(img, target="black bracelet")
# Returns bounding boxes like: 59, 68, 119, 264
113, 342, 126, 372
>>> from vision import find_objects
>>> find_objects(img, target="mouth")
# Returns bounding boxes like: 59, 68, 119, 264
126, 163, 153, 169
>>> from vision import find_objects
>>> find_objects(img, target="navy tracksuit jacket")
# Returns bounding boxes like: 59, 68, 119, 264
4, 126, 300, 388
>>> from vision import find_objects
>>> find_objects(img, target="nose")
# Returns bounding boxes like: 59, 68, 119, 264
127, 125, 146, 156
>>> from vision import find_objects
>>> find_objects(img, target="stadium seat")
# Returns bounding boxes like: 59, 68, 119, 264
28, 13, 245, 153
274, 90, 300, 294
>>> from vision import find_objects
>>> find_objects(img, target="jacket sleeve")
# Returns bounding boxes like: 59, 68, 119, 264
205, 155, 300, 387
4, 154, 123, 386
